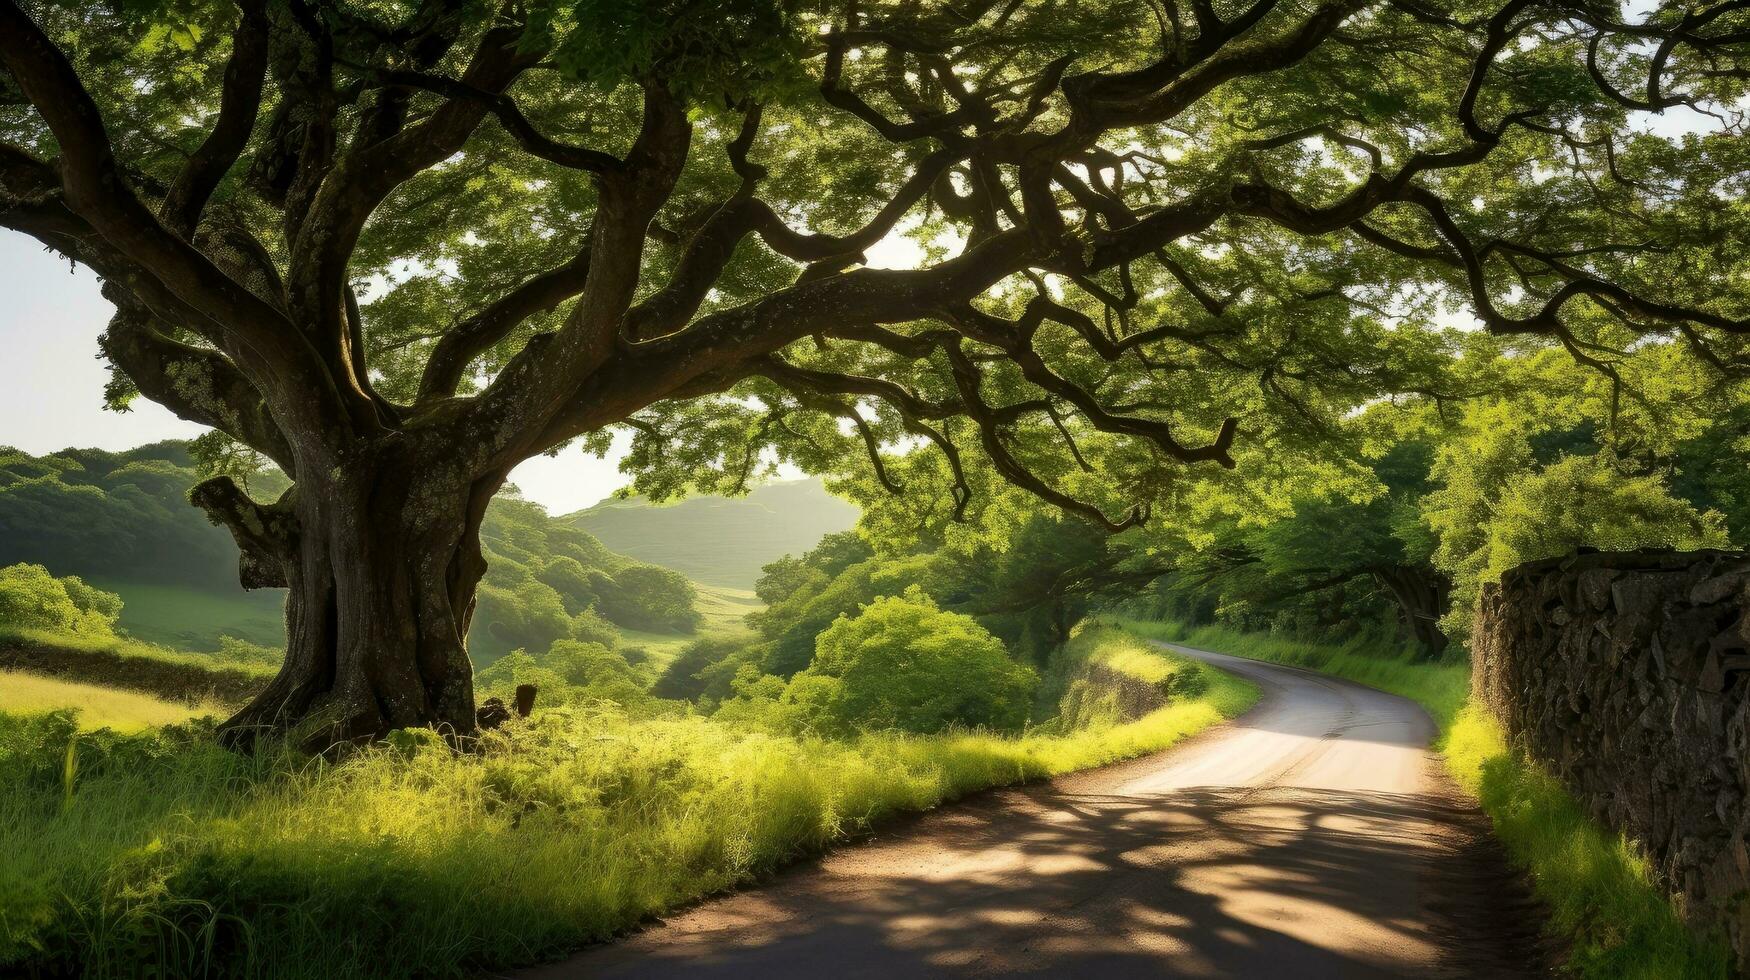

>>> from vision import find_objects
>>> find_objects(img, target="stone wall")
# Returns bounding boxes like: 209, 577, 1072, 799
1472, 548, 1750, 967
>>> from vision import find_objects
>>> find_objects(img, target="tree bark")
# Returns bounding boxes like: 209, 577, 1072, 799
1373, 564, 1452, 659
199, 445, 502, 750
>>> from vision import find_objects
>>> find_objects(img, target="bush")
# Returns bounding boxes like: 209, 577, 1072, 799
784, 591, 1037, 736
592, 565, 702, 634
476, 640, 648, 708
652, 633, 763, 702
0, 564, 122, 637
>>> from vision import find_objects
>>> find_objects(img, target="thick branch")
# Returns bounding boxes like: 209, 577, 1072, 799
189, 476, 298, 589
161, 0, 270, 238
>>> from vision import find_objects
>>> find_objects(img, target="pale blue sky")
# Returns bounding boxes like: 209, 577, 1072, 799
0, 229, 633, 514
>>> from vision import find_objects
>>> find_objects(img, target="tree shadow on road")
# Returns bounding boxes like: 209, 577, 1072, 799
531, 779, 1552, 979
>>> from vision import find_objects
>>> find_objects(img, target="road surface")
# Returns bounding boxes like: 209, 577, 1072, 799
523, 643, 1550, 978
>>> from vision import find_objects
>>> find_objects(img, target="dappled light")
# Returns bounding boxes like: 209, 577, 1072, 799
3, 0, 1749, 975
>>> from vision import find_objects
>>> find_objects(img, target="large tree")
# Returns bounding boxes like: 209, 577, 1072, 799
2, 0, 1747, 746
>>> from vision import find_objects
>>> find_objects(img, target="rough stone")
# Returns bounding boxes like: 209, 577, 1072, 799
1474, 548, 1750, 971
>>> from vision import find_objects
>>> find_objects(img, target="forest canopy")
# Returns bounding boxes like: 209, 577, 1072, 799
3, 0, 1748, 743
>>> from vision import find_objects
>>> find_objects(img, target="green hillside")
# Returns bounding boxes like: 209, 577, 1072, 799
0, 443, 727, 659
85, 577, 288, 650
566, 479, 859, 589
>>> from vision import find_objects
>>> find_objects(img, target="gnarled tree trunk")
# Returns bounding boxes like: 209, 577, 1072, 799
195, 444, 504, 750
1373, 564, 1452, 659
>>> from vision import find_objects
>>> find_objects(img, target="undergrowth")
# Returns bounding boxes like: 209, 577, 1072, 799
0, 624, 1254, 979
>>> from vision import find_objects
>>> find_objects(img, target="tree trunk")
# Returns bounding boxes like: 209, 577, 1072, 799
1373, 564, 1452, 659
199, 448, 501, 751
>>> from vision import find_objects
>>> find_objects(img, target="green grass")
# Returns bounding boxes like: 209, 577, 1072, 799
1, 624, 1253, 979
1112, 616, 1728, 979
85, 578, 289, 651
0, 670, 215, 731
616, 583, 763, 675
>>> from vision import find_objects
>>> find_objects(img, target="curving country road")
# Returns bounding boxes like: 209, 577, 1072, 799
524, 643, 1550, 979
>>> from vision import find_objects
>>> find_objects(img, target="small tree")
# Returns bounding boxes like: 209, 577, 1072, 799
0, 563, 122, 636
785, 591, 1036, 735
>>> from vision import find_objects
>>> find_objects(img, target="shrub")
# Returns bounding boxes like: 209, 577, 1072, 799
652, 633, 763, 702
593, 565, 701, 633
477, 640, 648, 708
0, 564, 122, 637
569, 604, 620, 647
784, 590, 1036, 736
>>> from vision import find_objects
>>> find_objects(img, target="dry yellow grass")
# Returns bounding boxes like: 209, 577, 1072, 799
0, 669, 215, 731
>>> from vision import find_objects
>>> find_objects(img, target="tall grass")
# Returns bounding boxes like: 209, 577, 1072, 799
1112, 616, 1728, 979
1444, 707, 1729, 980
0, 626, 1254, 978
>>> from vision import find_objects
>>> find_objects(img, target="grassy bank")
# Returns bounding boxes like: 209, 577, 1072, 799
1112, 616, 1727, 980
0, 626, 272, 705
1, 625, 1254, 979
0, 670, 214, 731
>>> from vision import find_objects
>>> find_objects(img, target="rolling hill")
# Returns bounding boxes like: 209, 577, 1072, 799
565, 479, 860, 589
0, 442, 751, 658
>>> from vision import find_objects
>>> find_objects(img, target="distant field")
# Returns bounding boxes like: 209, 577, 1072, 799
0, 670, 213, 731
568, 478, 857, 589
615, 583, 761, 674
87, 578, 287, 651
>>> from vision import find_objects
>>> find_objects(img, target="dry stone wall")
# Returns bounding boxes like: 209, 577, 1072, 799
1472, 548, 1750, 968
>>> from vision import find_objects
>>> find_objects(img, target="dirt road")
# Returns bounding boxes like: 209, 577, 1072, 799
526, 643, 1549, 978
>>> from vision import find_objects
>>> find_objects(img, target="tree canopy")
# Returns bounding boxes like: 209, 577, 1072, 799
4, 0, 1750, 741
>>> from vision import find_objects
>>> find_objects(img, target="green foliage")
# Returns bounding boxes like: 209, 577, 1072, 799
1671, 406, 1750, 546
476, 640, 649, 709
480, 499, 701, 650
1487, 455, 1726, 575
590, 565, 702, 634
1427, 441, 1727, 642
0, 564, 122, 638
651, 632, 762, 703
539, 0, 804, 100
783, 591, 1037, 737
752, 550, 951, 677
1135, 340, 1749, 650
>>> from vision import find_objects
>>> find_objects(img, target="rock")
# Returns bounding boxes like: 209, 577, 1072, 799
514, 683, 538, 718
476, 697, 512, 730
